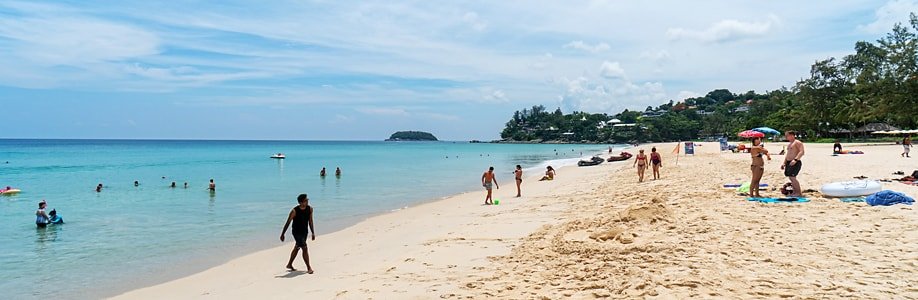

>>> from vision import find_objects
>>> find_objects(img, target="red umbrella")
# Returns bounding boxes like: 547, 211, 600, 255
737, 130, 765, 138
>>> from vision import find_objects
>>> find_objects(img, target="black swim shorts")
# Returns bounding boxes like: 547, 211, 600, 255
293, 233, 308, 247
784, 160, 802, 177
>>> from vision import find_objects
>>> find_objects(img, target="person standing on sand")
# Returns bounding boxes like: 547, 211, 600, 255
514, 165, 523, 197
780, 131, 805, 197
749, 137, 772, 198
280, 194, 315, 273
481, 167, 499, 205
650, 147, 662, 180
208, 179, 216, 191
633, 150, 647, 182
902, 135, 912, 158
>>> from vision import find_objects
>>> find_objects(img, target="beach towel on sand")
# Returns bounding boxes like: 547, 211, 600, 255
865, 190, 914, 206
746, 197, 809, 203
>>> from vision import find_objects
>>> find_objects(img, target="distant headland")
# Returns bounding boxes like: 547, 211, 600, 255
385, 131, 438, 141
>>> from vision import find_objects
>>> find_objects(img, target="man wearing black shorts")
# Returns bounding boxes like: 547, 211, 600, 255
780, 131, 805, 197
280, 194, 315, 273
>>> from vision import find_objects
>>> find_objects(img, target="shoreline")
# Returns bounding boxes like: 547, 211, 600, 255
111, 155, 633, 299
113, 142, 916, 299
106, 147, 622, 299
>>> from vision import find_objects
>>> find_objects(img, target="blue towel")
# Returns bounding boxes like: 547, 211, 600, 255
839, 197, 865, 203
746, 197, 809, 203
865, 190, 914, 206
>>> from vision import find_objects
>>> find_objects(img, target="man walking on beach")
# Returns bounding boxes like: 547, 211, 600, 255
482, 167, 499, 205
781, 131, 805, 197
280, 194, 316, 273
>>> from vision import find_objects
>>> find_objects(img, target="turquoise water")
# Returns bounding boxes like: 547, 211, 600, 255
0, 139, 614, 299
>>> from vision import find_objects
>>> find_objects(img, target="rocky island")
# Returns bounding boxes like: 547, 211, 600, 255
385, 131, 438, 141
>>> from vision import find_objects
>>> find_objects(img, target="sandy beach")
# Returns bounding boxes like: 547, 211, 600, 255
113, 142, 917, 299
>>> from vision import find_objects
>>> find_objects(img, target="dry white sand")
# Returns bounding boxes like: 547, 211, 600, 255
112, 142, 917, 299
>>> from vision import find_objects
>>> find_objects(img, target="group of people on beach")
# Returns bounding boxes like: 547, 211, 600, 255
747, 131, 805, 198
632, 147, 662, 182
479, 165, 556, 205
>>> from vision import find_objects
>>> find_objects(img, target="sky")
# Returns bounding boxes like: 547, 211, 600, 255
0, 0, 915, 140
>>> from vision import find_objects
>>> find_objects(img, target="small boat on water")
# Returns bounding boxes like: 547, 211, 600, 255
607, 151, 633, 162
578, 156, 605, 167
270, 153, 286, 159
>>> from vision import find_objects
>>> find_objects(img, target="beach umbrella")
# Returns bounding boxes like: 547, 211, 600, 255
737, 130, 765, 138
751, 127, 780, 135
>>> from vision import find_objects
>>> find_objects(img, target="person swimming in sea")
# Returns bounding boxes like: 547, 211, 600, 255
170, 181, 176, 188
320, 167, 326, 177
208, 179, 216, 192
134, 180, 139, 187
36, 200, 50, 228
335, 167, 341, 176
96, 183, 103, 192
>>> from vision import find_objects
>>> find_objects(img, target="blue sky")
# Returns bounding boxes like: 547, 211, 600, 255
0, 0, 914, 140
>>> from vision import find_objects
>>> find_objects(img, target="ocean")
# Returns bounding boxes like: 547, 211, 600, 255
0, 139, 618, 299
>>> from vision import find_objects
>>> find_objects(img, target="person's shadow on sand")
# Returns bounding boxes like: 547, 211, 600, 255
275, 270, 309, 278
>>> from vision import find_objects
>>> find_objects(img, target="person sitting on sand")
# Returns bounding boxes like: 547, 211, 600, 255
320, 167, 326, 177
833, 140, 842, 154
36, 200, 50, 228
633, 150, 647, 182
280, 194, 316, 274
481, 167, 499, 205
514, 165, 523, 197
539, 166, 556, 181
749, 137, 772, 198
650, 147, 662, 180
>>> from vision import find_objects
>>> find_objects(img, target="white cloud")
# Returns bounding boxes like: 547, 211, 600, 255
557, 62, 668, 114
563, 40, 610, 53
666, 15, 779, 43
418, 112, 460, 121
482, 89, 508, 102
0, 17, 160, 66
599, 61, 626, 79
639, 50, 671, 63
676, 90, 702, 101
530, 53, 553, 70
355, 107, 410, 116
858, 0, 918, 34
462, 12, 488, 31
330, 114, 354, 124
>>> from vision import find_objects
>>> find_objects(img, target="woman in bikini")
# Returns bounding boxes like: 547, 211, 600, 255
749, 137, 772, 198
633, 149, 647, 182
